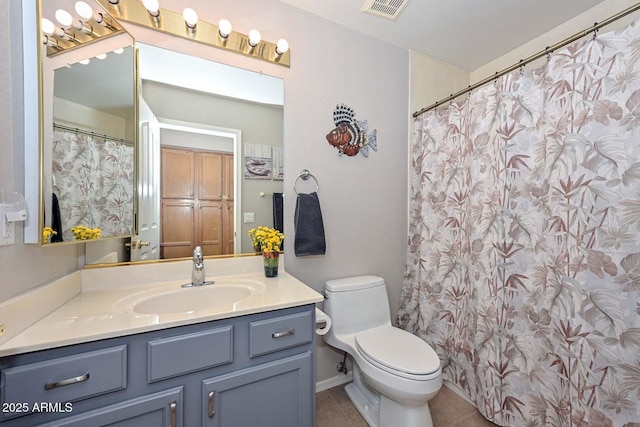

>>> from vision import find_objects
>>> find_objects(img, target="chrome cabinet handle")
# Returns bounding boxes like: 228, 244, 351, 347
208, 390, 216, 418
170, 401, 177, 427
44, 372, 90, 390
272, 328, 295, 338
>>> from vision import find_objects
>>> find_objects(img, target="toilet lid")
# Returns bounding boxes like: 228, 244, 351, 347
355, 326, 440, 376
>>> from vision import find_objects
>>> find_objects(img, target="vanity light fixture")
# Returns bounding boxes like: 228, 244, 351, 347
41, 5, 125, 57
96, 53, 107, 59
141, 0, 161, 26
113, 47, 124, 54
183, 8, 198, 34
55, 9, 96, 36
96, 0, 290, 67
79, 58, 90, 65
41, 17, 80, 43
75, 1, 118, 31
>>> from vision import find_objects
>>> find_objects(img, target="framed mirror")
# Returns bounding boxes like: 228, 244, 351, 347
36, 0, 137, 246
85, 43, 284, 265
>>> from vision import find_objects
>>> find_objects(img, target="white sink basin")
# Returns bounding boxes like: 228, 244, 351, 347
131, 282, 261, 314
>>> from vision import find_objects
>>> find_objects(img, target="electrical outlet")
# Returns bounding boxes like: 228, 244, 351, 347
0, 219, 14, 246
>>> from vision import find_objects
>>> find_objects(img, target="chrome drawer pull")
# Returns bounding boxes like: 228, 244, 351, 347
272, 328, 295, 338
44, 372, 90, 390
170, 401, 177, 427
208, 390, 216, 417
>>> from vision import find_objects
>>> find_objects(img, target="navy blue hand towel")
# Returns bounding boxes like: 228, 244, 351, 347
294, 192, 326, 256
273, 192, 284, 233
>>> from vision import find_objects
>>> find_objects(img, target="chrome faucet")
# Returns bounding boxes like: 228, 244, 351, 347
181, 246, 214, 287
191, 246, 205, 286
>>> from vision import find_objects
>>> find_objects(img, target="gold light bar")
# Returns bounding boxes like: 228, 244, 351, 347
96, 0, 291, 67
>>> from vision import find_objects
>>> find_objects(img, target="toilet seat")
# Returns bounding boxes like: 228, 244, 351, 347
355, 325, 440, 380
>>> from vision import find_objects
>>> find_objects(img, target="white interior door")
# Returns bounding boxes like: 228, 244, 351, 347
130, 119, 161, 261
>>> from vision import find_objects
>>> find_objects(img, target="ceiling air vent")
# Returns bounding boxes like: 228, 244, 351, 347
362, 0, 411, 21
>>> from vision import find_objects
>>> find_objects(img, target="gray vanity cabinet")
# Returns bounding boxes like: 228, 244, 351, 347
0, 304, 316, 427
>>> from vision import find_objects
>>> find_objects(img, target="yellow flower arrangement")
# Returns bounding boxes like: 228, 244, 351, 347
249, 226, 284, 277
71, 225, 102, 240
248, 226, 284, 254
42, 227, 57, 243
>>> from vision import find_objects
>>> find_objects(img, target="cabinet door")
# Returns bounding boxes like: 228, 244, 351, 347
161, 200, 195, 259
41, 387, 183, 427
202, 352, 313, 427
162, 148, 194, 199
199, 201, 223, 256
198, 152, 223, 201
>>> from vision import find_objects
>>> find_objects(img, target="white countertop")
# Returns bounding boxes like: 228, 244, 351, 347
0, 256, 323, 357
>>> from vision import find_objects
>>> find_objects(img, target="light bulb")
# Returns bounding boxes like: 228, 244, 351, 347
113, 48, 124, 54
55, 9, 73, 27
248, 29, 261, 47
96, 53, 107, 60
218, 18, 232, 38
74, 1, 94, 20
79, 59, 90, 65
141, 0, 159, 16
276, 39, 289, 55
41, 18, 56, 35
183, 8, 198, 29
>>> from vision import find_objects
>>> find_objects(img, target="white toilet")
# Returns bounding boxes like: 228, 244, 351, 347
323, 275, 442, 427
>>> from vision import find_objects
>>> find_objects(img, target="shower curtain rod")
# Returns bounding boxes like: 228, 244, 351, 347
412, 1, 640, 118
53, 123, 134, 146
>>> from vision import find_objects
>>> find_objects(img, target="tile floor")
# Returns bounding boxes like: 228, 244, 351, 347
316, 383, 499, 427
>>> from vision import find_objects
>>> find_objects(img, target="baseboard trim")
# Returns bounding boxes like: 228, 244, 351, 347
443, 380, 476, 406
315, 373, 353, 393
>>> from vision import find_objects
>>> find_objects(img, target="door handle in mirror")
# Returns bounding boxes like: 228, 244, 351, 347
125, 240, 151, 250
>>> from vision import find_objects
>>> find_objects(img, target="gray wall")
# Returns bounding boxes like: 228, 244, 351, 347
0, 1, 78, 304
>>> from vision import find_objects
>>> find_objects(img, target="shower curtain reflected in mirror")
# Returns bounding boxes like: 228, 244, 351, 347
51, 128, 134, 242
398, 19, 640, 427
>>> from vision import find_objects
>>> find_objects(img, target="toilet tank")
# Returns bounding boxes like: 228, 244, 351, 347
324, 275, 391, 336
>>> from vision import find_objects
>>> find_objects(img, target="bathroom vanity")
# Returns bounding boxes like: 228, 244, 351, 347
0, 256, 323, 426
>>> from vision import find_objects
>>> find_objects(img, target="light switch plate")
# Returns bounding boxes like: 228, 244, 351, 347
243, 212, 255, 223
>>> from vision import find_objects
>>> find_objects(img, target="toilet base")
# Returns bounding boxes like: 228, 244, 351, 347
344, 363, 435, 427
345, 382, 379, 427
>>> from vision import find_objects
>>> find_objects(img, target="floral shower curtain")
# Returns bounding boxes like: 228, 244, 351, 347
397, 19, 640, 427
52, 128, 134, 241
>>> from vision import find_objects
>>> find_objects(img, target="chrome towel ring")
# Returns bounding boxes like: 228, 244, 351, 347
294, 169, 319, 194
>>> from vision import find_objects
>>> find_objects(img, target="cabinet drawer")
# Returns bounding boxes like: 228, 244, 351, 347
249, 311, 312, 357
1, 345, 127, 420
148, 326, 233, 382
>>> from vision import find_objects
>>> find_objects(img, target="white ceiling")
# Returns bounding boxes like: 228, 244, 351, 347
278, 0, 604, 71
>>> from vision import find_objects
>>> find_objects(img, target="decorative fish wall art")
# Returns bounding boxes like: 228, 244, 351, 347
326, 104, 377, 157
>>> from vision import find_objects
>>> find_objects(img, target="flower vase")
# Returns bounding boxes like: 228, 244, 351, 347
263, 252, 280, 278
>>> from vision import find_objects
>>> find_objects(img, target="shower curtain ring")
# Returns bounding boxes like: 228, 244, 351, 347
592, 22, 599, 40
